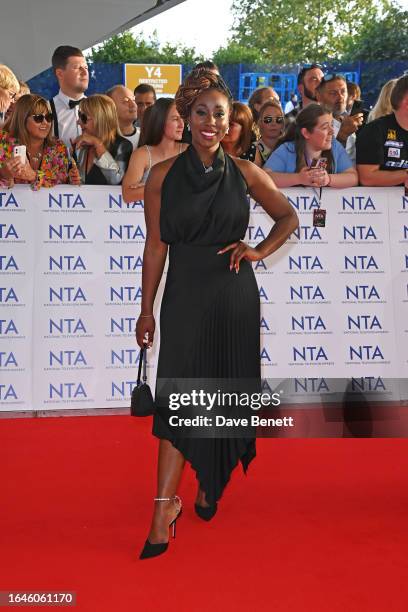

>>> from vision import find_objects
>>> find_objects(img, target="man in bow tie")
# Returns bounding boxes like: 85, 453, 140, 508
50, 46, 89, 149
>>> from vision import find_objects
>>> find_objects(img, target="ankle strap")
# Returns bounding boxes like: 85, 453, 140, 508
154, 495, 181, 504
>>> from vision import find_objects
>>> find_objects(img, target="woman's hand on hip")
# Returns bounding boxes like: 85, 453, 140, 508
135, 315, 155, 348
218, 241, 262, 273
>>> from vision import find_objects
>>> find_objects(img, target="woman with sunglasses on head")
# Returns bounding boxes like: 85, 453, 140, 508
221, 101, 262, 166
0, 94, 79, 189
256, 99, 285, 165
72, 94, 132, 185
264, 103, 358, 188
122, 98, 187, 203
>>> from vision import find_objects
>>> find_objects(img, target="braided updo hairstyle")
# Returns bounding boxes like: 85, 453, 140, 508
175, 68, 233, 121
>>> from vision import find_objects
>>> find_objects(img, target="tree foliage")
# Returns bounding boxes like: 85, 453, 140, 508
88, 31, 203, 65
213, 42, 263, 65
342, 4, 408, 61
229, 0, 391, 64
87, 1, 408, 69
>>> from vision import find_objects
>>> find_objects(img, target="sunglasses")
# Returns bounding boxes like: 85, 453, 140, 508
78, 111, 90, 124
323, 73, 346, 83
31, 113, 53, 124
263, 116, 284, 124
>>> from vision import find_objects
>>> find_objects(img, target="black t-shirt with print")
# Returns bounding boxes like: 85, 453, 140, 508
356, 113, 408, 174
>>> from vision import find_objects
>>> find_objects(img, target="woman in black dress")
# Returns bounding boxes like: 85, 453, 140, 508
136, 70, 298, 559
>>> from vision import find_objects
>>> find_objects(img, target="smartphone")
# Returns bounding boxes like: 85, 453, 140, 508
350, 100, 370, 126
350, 100, 365, 116
13, 145, 26, 165
310, 158, 327, 169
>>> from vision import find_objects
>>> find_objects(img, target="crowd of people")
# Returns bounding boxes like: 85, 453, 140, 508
1, 48, 408, 191
3, 46, 408, 562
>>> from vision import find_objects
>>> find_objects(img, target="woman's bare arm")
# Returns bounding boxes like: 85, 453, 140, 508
218, 159, 298, 271
122, 147, 148, 203
135, 157, 178, 347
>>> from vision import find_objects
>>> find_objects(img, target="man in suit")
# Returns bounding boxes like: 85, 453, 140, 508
50, 46, 89, 149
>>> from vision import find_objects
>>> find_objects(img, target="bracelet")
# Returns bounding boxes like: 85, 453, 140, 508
139, 314, 153, 318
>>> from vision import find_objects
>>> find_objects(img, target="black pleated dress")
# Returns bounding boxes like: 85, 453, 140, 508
153, 145, 260, 506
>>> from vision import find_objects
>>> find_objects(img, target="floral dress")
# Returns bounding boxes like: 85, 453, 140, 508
0, 130, 70, 190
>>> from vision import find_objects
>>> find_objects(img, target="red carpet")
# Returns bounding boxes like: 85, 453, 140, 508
1, 416, 408, 611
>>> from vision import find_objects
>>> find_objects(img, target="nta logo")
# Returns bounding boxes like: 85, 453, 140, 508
49, 318, 87, 334
347, 315, 382, 330
0, 384, 17, 399
110, 317, 137, 333
0, 319, 18, 335
109, 224, 145, 240
48, 224, 86, 240
109, 255, 143, 271
293, 346, 328, 361
289, 255, 323, 271
0, 351, 17, 367
0, 192, 18, 207
290, 285, 325, 300
49, 383, 87, 398
349, 345, 384, 360
49, 287, 86, 302
342, 195, 376, 211
0, 256, 18, 271
49, 193, 85, 208
343, 225, 377, 240
0, 287, 18, 302
345, 285, 380, 300
0, 224, 18, 239
344, 255, 378, 270
291, 315, 326, 331
109, 286, 142, 301
49, 350, 87, 366
49, 256, 86, 271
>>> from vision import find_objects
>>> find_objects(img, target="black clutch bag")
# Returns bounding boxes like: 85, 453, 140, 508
130, 347, 155, 417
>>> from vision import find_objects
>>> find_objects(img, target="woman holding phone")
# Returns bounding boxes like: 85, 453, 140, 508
264, 103, 358, 188
0, 94, 80, 189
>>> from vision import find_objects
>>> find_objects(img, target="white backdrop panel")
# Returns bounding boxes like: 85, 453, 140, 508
0, 186, 405, 411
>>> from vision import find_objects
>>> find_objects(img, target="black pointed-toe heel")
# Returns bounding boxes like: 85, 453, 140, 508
139, 495, 182, 560
194, 502, 217, 521
139, 539, 169, 560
